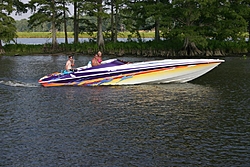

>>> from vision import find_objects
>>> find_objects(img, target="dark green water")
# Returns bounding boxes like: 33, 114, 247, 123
0, 55, 249, 166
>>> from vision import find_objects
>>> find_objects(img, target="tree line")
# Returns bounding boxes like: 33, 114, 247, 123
15, 17, 110, 33
1, 0, 250, 56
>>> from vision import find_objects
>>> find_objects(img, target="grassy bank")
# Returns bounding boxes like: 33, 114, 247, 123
16, 31, 155, 38
17, 32, 90, 38
2, 39, 249, 57
2, 31, 249, 56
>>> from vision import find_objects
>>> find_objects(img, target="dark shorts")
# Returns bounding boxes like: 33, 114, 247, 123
70, 69, 77, 72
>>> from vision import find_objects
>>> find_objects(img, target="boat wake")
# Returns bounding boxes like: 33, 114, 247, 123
0, 80, 39, 88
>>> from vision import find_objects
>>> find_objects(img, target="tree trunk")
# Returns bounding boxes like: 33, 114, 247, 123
114, 2, 118, 43
155, 19, 160, 42
178, 37, 202, 56
111, 0, 114, 42
154, 0, 160, 42
63, 0, 68, 44
0, 40, 5, 54
74, 1, 79, 43
51, 0, 57, 50
248, 21, 250, 43
51, 19, 57, 50
97, 0, 105, 51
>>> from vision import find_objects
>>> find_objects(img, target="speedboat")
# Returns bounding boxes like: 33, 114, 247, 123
38, 58, 225, 87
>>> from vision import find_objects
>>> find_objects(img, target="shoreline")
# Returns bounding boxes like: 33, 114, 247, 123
2, 35, 249, 57
10, 51, 249, 58
16, 31, 155, 39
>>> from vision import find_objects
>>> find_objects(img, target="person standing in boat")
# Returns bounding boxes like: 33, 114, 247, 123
91, 51, 102, 66
65, 55, 75, 71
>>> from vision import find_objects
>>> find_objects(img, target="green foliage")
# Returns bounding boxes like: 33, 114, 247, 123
3, 44, 43, 54
3, 37, 248, 56
0, 14, 17, 43
0, 0, 24, 43
3, 0, 250, 56
207, 39, 248, 54
27, 0, 70, 46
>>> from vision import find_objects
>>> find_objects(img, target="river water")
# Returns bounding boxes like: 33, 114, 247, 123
0, 55, 249, 166
3, 37, 153, 45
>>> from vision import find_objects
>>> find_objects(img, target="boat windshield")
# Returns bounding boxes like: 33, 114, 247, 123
90, 59, 126, 69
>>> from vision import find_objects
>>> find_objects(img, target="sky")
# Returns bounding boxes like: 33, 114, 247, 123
11, 0, 73, 20
11, 0, 30, 20
11, 12, 31, 20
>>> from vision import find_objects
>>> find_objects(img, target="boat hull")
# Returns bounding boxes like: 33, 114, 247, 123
38, 59, 224, 87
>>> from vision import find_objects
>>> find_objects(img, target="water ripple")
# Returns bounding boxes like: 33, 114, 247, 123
0, 56, 249, 166
0, 80, 38, 87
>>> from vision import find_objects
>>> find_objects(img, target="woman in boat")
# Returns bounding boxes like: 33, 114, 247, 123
91, 51, 102, 66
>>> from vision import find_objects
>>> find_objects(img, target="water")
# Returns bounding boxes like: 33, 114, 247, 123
3, 37, 247, 45
0, 55, 249, 166
3, 37, 154, 45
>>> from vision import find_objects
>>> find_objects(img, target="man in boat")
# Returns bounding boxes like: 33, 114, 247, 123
91, 51, 102, 66
65, 55, 75, 71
